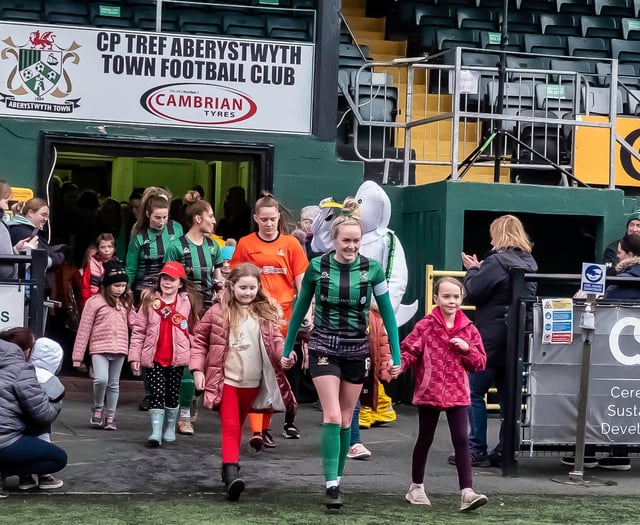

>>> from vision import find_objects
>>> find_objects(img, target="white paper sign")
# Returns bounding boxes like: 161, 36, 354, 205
0, 284, 25, 330
0, 22, 314, 133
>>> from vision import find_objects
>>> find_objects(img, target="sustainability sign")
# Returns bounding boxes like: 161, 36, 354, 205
0, 22, 314, 133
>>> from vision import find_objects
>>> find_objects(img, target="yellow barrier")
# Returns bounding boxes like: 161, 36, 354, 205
425, 265, 499, 410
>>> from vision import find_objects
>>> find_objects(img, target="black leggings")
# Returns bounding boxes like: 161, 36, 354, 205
146, 363, 184, 409
412, 405, 473, 490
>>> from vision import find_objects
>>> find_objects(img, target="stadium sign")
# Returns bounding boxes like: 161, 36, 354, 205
0, 22, 313, 134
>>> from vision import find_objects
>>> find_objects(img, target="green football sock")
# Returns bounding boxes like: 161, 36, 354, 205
337, 426, 351, 478
321, 423, 341, 482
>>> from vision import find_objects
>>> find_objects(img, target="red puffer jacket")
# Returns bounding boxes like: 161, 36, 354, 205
401, 307, 486, 408
190, 303, 297, 413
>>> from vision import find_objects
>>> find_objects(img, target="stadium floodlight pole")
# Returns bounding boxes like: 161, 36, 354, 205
493, 0, 509, 183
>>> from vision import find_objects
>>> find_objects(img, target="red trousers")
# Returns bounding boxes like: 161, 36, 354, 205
219, 383, 259, 464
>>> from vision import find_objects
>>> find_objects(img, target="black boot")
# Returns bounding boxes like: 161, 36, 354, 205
221, 463, 244, 502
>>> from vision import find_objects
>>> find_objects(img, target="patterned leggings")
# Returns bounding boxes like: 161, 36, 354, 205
145, 363, 184, 409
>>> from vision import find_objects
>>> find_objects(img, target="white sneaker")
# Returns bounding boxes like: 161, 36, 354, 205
347, 443, 371, 460
405, 483, 431, 505
460, 489, 488, 512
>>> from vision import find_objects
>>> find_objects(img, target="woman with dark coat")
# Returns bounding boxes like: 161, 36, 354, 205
458, 215, 538, 468
604, 233, 640, 302
0, 337, 67, 496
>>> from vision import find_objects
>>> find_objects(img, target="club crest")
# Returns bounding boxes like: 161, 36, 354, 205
1, 29, 81, 112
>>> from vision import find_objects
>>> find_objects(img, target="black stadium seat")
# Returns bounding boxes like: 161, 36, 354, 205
567, 36, 610, 58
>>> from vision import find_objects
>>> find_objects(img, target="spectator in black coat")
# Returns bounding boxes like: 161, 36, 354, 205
458, 215, 538, 468
603, 212, 640, 274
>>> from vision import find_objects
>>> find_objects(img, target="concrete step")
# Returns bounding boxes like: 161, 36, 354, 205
345, 16, 385, 32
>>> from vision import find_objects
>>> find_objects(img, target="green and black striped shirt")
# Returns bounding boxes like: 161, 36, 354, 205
304, 252, 388, 339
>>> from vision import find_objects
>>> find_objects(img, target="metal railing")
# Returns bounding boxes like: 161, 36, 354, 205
339, 47, 636, 187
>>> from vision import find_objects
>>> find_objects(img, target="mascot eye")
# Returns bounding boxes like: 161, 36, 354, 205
358, 199, 362, 204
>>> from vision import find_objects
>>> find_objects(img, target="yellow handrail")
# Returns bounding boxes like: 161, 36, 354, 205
425, 264, 475, 314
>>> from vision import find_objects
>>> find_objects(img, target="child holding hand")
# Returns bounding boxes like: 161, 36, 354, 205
401, 277, 488, 512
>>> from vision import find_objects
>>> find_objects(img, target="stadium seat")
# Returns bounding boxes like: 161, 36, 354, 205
621, 17, 640, 39
500, 11, 540, 34
549, 58, 597, 85
266, 15, 313, 41
506, 55, 551, 84
611, 38, 640, 62
134, 6, 178, 32
581, 86, 624, 114
436, 28, 481, 52
556, 0, 595, 15
339, 43, 370, 68
1, 0, 42, 22
596, 62, 640, 89
511, 109, 566, 186
567, 36, 610, 58
539, 13, 581, 36
535, 83, 578, 113
514, 0, 555, 12
45, 0, 89, 25
626, 89, 640, 114
456, 7, 497, 31
480, 31, 524, 52
580, 15, 622, 38
594, 0, 635, 17
178, 10, 223, 36
413, 14, 456, 55
223, 13, 267, 38
523, 33, 568, 55
88, 3, 133, 29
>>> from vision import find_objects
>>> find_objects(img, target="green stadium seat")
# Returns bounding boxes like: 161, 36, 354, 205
223, 13, 267, 38
594, 0, 634, 17
45, 0, 88, 25
266, 15, 312, 41
479, 31, 524, 52
501, 12, 540, 34
523, 33, 568, 55
436, 28, 481, 52
134, 6, 177, 32
582, 86, 624, 114
596, 62, 640, 88
549, 58, 598, 85
567, 36, 610, 58
1, 0, 42, 23
178, 10, 223, 36
611, 38, 640, 62
621, 17, 640, 39
556, 0, 595, 15
88, 3, 133, 29
580, 15, 622, 38
456, 7, 497, 31
539, 13, 581, 36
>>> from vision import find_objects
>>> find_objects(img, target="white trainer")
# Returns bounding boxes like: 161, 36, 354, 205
405, 483, 431, 505
347, 443, 372, 460
460, 489, 488, 512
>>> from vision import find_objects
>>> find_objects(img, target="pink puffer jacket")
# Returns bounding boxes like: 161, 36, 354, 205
190, 303, 297, 413
129, 292, 193, 368
401, 307, 486, 408
72, 294, 135, 364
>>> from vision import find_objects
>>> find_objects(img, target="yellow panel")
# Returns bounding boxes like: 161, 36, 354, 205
574, 115, 640, 186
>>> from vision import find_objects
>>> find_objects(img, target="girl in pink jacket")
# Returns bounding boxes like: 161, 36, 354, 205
400, 277, 488, 512
191, 262, 296, 502
129, 261, 200, 447
72, 260, 134, 431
